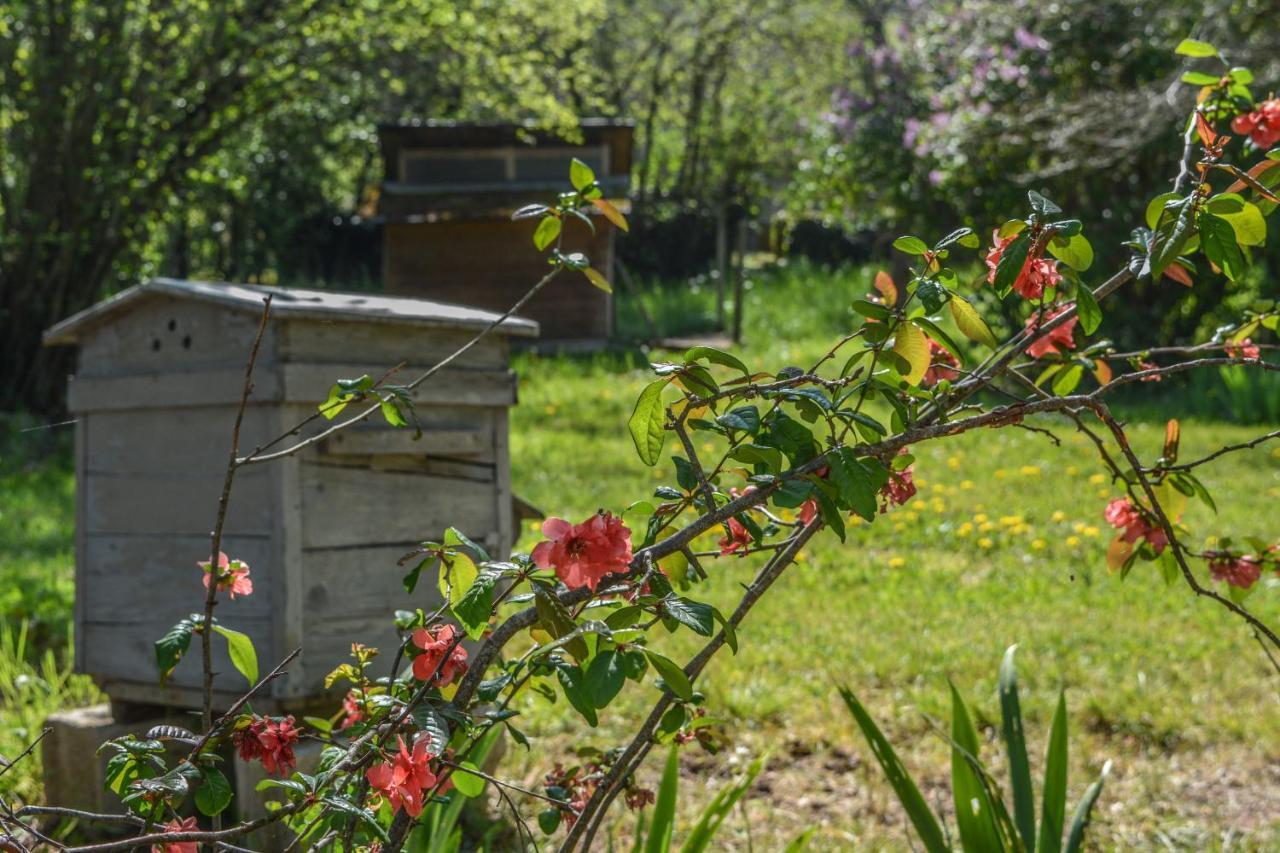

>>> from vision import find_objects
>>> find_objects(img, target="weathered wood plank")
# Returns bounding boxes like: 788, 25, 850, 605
84, 470, 273, 536
72, 295, 276, 378
85, 408, 276, 475
278, 319, 507, 369
300, 545, 446, 618
281, 363, 517, 407
298, 463, 498, 549
81, 535, 273, 621
68, 372, 284, 412
81, 619, 272, 694
320, 427, 488, 458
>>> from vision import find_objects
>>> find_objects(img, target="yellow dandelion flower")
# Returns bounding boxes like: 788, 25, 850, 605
1083, 526, 1100, 537
888, 557, 906, 568
931, 499, 946, 513
995, 469, 1008, 478
1051, 510, 1066, 522
960, 480, 974, 490
999, 515, 1022, 527
1031, 539, 1047, 550
893, 522, 906, 533
1096, 489, 1109, 498
957, 526, 972, 538
947, 456, 962, 470
1066, 465, 1079, 476
1088, 473, 1106, 485
1066, 536, 1080, 547
544, 405, 558, 415
978, 537, 994, 549
1205, 535, 1219, 547
904, 511, 919, 522
974, 513, 989, 523
979, 521, 996, 532
1072, 521, 1087, 533
1020, 465, 1041, 477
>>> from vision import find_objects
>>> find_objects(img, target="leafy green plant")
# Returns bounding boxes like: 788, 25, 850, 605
840, 646, 1110, 853
620, 745, 789, 853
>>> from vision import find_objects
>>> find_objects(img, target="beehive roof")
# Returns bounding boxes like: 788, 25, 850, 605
44, 278, 540, 345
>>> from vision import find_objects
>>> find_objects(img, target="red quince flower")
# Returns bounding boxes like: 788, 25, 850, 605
1103, 497, 1166, 554
798, 498, 820, 526
1231, 98, 1280, 148
1225, 338, 1261, 360
339, 689, 364, 730
198, 552, 253, 599
366, 736, 439, 818
410, 623, 468, 684
879, 449, 916, 512
922, 336, 960, 386
1024, 306, 1079, 359
151, 816, 198, 853
532, 512, 633, 591
986, 229, 1062, 299
718, 516, 753, 555
233, 715, 299, 776
1209, 555, 1262, 590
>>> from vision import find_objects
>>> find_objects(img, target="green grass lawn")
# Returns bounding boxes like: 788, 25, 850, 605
3, 263, 1279, 848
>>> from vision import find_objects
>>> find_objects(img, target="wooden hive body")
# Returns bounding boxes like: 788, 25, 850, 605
45, 279, 537, 712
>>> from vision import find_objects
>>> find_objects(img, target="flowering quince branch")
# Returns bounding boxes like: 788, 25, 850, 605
16, 59, 1280, 853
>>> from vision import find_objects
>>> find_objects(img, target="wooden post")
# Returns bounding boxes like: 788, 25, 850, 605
732, 218, 748, 344
715, 204, 728, 331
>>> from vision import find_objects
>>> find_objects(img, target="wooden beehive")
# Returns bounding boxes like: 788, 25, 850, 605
378, 119, 633, 343
44, 278, 538, 712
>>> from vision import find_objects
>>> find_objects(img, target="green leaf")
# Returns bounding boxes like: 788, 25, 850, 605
1064, 761, 1111, 853
1000, 646, 1037, 850
583, 267, 612, 292
685, 345, 750, 376
533, 215, 561, 251
453, 571, 497, 641
892, 235, 930, 255
1074, 285, 1102, 335
320, 796, 389, 843
646, 745, 681, 853
1175, 38, 1217, 57
951, 295, 998, 348
1180, 70, 1220, 86
538, 808, 562, 835
1047, 233, 1093, 272
994, 230, 1033, 294
154, 615, 200, 684
438, 550, 478, 614
569, 157, 596, 191
585, 650, 626, 709
195, 767, 232, 817
212, 625, 258, 686
828, 448, 878, 521
716, 406, 760, 435
839, 687, 949, 853
1199, 211, 1247, 280
1207, 197, 1266, 246
533, 580, 589, 662
1051, 364, 1083, 396
1148, 197, 1195, 280
644, 650, 693, 700
1038, 692, 1069, 853
444, 526, 490, 562
555, 664, 599, 726
949, 682, 1004, 853
663, 596, 715, 636
893, 321, 930, 386
629, 379, 669, 466
452, 762, 487, 798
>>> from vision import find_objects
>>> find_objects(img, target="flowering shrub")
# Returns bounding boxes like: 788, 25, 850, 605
4, 38, 1280, 853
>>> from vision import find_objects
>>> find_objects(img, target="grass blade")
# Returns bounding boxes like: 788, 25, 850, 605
1064, 760, 1110, 853
1037, 691, 1069, 853
999, 645, 1036, 850
680, 754, 766, 852
949, 682, 1007, 853
839, 686, 950, 853
645, 743, 680, 853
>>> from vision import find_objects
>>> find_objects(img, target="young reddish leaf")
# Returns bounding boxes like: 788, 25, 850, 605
1194, 112, 1218, 147
591, 197, 629, 232
1092, 359, 1113, 385
874, 270, 898, 304
1163, 261, 1194, 287
1164, 419, 1180, 462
